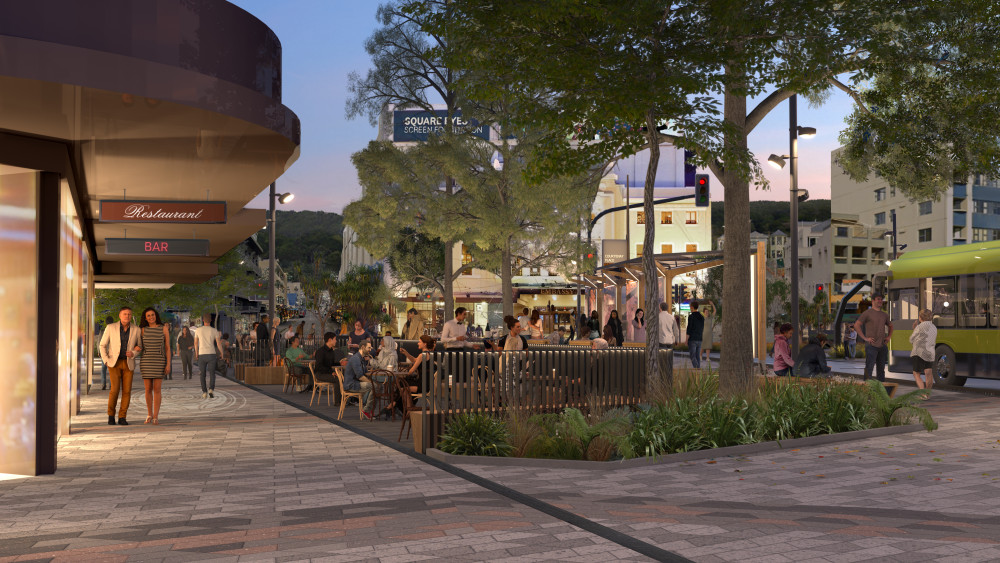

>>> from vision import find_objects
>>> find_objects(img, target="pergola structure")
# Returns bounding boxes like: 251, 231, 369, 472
572, 241, 768, 367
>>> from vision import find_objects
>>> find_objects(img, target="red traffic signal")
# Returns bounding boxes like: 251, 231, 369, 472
694, 174, 710, 207
586, 253, 594, 259
816, 284, 825, 293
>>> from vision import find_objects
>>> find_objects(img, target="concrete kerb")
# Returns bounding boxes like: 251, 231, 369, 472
427, 423, 927, 470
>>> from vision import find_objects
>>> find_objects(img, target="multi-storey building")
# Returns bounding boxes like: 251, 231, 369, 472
795, 215, 889, 299
831, 147, 1000, 251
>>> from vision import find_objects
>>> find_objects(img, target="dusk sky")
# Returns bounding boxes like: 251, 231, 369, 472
232, 0, 858, 214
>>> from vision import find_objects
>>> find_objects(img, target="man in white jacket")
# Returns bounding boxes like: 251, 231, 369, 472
99, 306, 141, 426
658, 302, 681, 380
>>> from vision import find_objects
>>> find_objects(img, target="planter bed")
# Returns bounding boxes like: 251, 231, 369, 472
427, 422, 925, 470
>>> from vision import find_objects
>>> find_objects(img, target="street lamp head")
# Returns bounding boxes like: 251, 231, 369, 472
767, 154, 787, 169
278, 192, 295, 204
797, 126, 817, 138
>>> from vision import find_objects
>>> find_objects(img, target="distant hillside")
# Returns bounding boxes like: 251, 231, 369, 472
711, 200, 831, 243
263, 210, 344, 275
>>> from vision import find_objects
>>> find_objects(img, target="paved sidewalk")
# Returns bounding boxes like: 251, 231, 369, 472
454, 389, 1000, 562
5, 365, 1000, 562
0, 371, 649, 562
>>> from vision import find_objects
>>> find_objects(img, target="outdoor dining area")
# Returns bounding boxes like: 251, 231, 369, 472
233, 335, 651, 452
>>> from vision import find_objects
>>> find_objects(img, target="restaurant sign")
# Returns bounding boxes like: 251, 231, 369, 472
100, 200, 226, 224
105, 238, 210, 256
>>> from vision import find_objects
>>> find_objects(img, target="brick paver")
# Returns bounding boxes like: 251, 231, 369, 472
5, 363, 1000, 562
0, 369, 649, 562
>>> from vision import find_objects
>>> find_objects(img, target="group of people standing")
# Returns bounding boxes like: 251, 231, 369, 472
99, 307, 226, 426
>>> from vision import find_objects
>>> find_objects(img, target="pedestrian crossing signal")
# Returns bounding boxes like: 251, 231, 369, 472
695, 174, 710, 207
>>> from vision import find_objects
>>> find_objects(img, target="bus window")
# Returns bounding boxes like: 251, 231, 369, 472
931, 277, 957, 327
959, 275, 989, 328
890, 288, 918, 324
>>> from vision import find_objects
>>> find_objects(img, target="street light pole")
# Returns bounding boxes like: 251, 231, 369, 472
268, 182, 276, 325
789, 95, 801, 359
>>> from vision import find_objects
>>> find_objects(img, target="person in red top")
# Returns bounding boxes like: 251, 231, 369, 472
773, 323, 794, 377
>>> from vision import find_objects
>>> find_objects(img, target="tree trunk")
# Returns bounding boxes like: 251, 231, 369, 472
719, 74, 754, 396
501, 236, 514, 318
642, 112, 663, 390
443, 175, 456, 323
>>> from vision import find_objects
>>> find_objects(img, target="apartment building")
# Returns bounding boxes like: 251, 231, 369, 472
795, 215, 889, 298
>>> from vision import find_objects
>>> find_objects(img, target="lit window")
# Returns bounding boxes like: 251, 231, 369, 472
660, 243, 673, 254
919, 228, 932, 243
686, 211, 697, 224
686, 243, 697, 253
919, 201, 932, 215
660, 211, 672, 224
461, 244, 474, 275
636, 211, 645, 224
636, 244, 643, 257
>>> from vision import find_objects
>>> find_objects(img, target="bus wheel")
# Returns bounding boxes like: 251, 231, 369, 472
934, 345, 966, 386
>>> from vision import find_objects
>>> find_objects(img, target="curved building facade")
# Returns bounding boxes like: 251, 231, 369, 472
0, 0, 300, 475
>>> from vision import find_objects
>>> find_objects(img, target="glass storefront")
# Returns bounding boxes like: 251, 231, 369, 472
0, 167, 39, 476
59, 180, 89, 434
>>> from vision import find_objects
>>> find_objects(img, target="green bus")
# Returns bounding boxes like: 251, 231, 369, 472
882, 240, 1000, 386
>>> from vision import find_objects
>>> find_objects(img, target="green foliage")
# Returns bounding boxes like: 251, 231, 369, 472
385, 228, 447, 294
438, 412, 513, 457
710, 200, 831, 243
331, 263, 394, 330
267, 210, 343, 274
864, 380, 938, 432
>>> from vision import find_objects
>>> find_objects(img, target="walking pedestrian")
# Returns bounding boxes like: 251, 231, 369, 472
138, 307, 170, 424
844, 324, 858, 359
658, 302, 680, 381
99, 306, 141, 425
588, 310, 601, 339
854, 293, 893, 381
606, 309, 624, 346
176, 326, 194, 379
255, 315, 271, 366
686, 300, 705, 369
910, 309, 937, 396
632, 308, 646, 343
701, 303, 716, 365
194, 313, 224, 398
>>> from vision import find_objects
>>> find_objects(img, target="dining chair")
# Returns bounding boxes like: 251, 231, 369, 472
282, 357, 307, 393
334, 367, 365, 421
369, 369, 396, 420
395, 376, 424, 441
308, 363, 334, 407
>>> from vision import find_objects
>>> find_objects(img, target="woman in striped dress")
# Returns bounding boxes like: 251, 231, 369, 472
139, 307, 171, 424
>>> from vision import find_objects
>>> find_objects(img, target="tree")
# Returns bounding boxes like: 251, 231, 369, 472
331, 264, 394, 331
345, 0, 466, 321
425, 0, 1000, 394
385, 228, 447, 295
766, 278, 790, 327
296, 258, 338, 338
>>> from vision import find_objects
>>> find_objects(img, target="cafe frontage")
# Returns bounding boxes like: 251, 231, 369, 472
0, 0, 300, 476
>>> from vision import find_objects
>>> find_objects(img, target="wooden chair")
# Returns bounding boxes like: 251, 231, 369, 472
395, 376, 424, 441
369, 369, 396, 420
334, 367, 364, 421
282, 358, 307, 393
308, 363, 334, 407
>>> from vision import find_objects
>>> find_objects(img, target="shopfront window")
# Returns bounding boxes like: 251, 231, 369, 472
0, 166, 38, 476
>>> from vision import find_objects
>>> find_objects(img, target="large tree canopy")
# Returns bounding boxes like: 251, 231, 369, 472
420, 0, 1000, 393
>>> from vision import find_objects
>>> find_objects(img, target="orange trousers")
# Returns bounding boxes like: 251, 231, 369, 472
107, 358, 134, 418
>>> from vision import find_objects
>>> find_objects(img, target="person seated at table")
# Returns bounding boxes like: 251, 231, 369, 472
497, 315, 528, 350
301, 332, 349, 393
284, 335, 309, 375
545, 326, 565, 345
344, 338, 375, 419
348, 320, 373, 352
400, 335, 437, 392
373, 332, 398, 370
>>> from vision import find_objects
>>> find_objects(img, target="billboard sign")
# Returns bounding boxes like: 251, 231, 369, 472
393, 109, 490, 142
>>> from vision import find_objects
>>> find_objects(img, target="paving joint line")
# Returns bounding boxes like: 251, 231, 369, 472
222, 375, 691, 562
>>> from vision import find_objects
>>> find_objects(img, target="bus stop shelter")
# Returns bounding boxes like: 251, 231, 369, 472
572, 241, 767, 369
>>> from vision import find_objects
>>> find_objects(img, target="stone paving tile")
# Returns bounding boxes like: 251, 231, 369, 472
0, 372, 651, 562
453, 387, 1000, 561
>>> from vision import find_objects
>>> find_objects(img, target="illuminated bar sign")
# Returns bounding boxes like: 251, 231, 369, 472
100, 200, 226, 224
105, 238, 210, 256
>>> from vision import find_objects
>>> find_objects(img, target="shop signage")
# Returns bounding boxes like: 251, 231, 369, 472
393, 109, 490, 142
602, 239, 628, 265
105, 238, 210, 256
100, 200, 226, 223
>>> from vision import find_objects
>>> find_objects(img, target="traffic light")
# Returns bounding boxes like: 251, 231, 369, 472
816, 283, 825, 294
679, 284, 688, 300
694, 174, 710, 207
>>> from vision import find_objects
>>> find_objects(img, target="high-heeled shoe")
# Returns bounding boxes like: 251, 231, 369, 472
144, 416, 152, 424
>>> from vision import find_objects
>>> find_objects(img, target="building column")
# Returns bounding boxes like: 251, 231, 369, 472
36, 171, 60, 475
